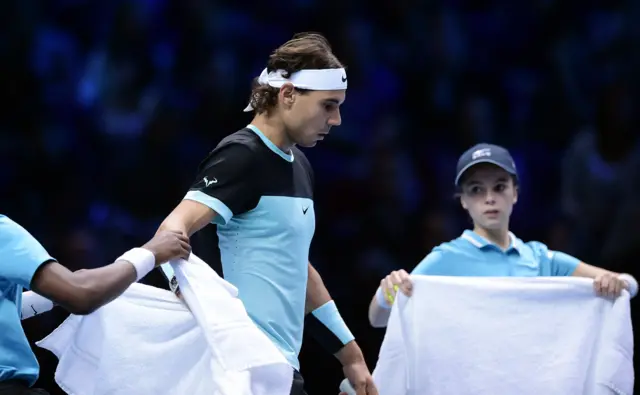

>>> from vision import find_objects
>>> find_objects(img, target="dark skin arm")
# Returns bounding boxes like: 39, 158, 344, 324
31, 260, 137, 315
30, 231, 191, 315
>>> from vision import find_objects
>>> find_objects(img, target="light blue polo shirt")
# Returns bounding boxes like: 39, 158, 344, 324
0, 215, 55, 386
412, 230, 580, 277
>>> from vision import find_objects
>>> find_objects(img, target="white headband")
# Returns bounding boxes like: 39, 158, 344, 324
243, 67, 348, 112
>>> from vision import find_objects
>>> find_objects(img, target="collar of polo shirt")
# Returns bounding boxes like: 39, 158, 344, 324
460, 230, 522, 254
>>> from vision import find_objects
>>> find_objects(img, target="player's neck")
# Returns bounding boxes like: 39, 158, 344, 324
473, 226, 510, 249
250, 114, 294, 152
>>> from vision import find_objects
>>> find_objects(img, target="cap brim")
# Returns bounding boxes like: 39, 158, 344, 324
455, 159, 517, 186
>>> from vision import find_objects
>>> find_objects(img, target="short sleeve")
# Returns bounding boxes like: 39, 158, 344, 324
0, 216, 55, 289
529, 241, 580, 277
411, 249, 448, 275
549, 251, 581, 276
183, 143, 260, 226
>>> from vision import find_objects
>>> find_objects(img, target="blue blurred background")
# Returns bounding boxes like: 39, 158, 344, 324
5, 0, 639, 393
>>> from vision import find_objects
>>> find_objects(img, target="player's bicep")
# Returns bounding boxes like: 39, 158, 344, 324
0, 216, 56, 289
184, 143, 258, 226
159, 199, 218, 237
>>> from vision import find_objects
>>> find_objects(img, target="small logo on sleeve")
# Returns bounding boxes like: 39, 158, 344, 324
204, 177, 218, 187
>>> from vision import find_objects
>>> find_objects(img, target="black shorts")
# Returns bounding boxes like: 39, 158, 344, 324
290, 370, 307, 395
0, 380, 49, 395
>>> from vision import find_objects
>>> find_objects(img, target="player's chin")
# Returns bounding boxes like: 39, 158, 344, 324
297, 140, 318, 148
480, 218, 504, 230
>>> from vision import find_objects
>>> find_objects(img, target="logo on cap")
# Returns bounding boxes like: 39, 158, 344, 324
471, 148, 491, 160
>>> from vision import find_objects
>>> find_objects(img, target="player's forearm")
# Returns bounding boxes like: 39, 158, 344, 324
571, 262, 618, 279
335, 339, 366, 366
69, 262, 137, 313
305, 262, 358, 364
305, 262, 333, 314
31, 260, 138, 315
368, 292, 391, 328
572, 262, 638, 296
158, 218, 190, 237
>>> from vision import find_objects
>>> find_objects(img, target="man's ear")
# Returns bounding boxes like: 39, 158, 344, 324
279, 83, 296, 109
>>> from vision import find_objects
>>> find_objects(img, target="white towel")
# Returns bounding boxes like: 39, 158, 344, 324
372, 276, 634, 395
36, 254, 293, 395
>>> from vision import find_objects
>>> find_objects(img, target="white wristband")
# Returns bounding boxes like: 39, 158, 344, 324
618, 273, 638, 298
21, 291, 54, 320
376, 287, 392, 309
117, 248, 156, 282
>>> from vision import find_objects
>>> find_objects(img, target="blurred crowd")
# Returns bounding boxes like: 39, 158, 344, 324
2, 0, 639, 393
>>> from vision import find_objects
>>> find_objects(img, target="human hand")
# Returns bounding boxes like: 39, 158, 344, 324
143, 231, 191, 265
593, 272, 628, 298
380, 269, 413, 306
341, 361, 378, 395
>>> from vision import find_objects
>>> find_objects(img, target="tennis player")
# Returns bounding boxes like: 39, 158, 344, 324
368, 143, 638, 327
157, 33, 377, 395
0, 215, 190, 394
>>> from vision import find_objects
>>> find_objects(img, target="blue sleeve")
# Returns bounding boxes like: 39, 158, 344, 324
529, 241, 580, 276
0, 216, 55, 289
411, 249, 448, 275
549, 251, 581, 276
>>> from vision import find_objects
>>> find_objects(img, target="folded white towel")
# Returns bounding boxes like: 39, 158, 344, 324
372, 276, 634, 395
37, 254, 293, 395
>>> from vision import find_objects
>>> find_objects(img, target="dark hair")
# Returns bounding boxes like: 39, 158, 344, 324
248, 32, 345, 115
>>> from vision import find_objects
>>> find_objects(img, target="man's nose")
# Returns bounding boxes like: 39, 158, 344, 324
328, 109, 342, 126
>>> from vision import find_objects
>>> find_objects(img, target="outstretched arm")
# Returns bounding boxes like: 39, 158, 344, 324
1, 215, 190, 316
531, 244, 637, 298
31, 231, 190, 315
572, 261, 638, 298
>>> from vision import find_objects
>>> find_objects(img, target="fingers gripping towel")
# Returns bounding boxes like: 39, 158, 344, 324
36, 254, 293, 395
372, 276, 634, 395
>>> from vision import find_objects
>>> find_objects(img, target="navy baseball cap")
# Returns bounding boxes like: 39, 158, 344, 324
455, 143, 518, 186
